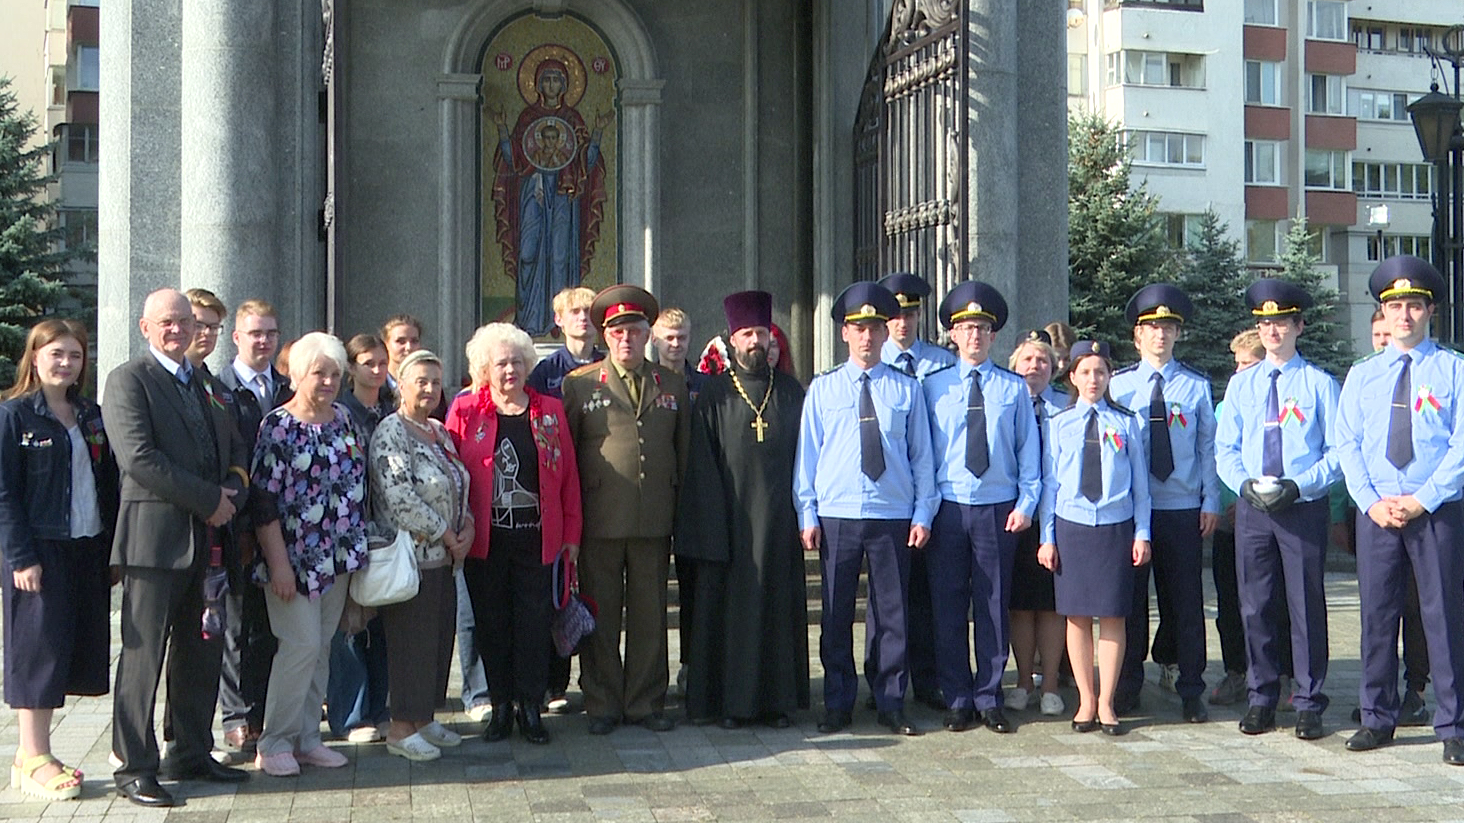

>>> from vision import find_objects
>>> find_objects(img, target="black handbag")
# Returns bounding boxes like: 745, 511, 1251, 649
550, 551, 597, 658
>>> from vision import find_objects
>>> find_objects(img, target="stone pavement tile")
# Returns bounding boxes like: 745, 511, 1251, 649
645, 807, 714, 822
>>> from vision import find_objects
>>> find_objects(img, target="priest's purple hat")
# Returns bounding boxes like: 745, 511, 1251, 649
723, 290, 773, 333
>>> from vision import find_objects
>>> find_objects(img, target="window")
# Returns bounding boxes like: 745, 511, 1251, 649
1352, 24, 1384, 51
61, 124, 99, 164
1353, 161, 1433, 200
1105, 52, 1120, 87
1351, 89, 1411, 122
1244, 0, 1277, 26
1246, 219, 1281, 263
1308, 74, 1344, 115
1307, 1, 1347, 41
1367, 234, 1434, 262
1109, 51, 1205, 88
1245, 140, 1281, 184
1068, 54, 1087, 96
1130, 130, 1205, 167
57, 209, 98, 253
1305, 149, 1348, 189
1160, 213, 1204, 249
1245, 60, 1281, 105
73, 46, 99, 91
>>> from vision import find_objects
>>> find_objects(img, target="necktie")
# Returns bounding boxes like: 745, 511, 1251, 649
1148, 372, 1174, 482
1263, 369, 1283, 478
897, 352, 916, 377
1080, 408, 1103, 503
859, 373, 885, 481
1387, 353, 1414, 469
253, 372, 270, 408
1033, 394, 1045, 459
966, 369, 989, 476
625, 367, 641, 408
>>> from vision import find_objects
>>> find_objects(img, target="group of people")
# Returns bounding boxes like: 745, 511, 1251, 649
4, 253, 1464, 808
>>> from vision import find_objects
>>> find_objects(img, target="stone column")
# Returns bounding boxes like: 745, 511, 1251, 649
98, 0, 183, 374
1012, 0, 1069, 338
179, 0, 279, 353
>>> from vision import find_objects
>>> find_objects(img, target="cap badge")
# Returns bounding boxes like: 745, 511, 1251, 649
1090, 342, 1100, 354
1392, 278, 1413, 291
1028, 331, 1040, 341
1154, 304, 1172, 317
859, 303, 875, 316
1261, 300, 1279, 314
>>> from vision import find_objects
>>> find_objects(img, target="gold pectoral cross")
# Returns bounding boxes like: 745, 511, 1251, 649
750, 415, 768, 442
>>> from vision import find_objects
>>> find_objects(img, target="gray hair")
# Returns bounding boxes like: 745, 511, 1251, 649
397, 348, 443, 381
465, 323, 539, 387
1008, 338, 1058, 372
287, 332, 348, 382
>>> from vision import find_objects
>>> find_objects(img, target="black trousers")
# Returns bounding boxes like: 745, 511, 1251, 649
464, 551, 553, 706
218, 581, 275, 731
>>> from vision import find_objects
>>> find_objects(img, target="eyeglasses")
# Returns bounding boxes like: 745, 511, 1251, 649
196, 322, 223, 333
951, 322, 993, 335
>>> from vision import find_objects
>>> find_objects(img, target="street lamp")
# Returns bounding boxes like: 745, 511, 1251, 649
1407, 35, 1464, 342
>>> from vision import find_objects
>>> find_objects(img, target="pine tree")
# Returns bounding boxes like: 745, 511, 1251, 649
1275, 216, 1353, 377
1174, 209, 1249, 395
1067, 112, 1175, 367
0, 75, 75, 389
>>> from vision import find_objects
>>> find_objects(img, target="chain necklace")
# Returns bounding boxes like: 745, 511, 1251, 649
729, 367, 774, 442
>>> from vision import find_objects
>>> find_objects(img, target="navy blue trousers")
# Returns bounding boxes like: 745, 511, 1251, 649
1355, 500, 1464, 738
1235, 497, 1329, 711
1119, 508, 1207, 701
927, 499, 1017, 712
820, 517, 910, 714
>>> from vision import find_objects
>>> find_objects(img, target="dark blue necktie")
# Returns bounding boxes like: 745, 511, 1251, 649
859, 373, 885, 481
1033, 394, 1045, 460
1148, 372, 1174, 482
897, 351, 915, 377
1387, 353, 1414, 469
1263, 368, 1283, 477
966, 369, 989, 476
1080, 408, 1103, 503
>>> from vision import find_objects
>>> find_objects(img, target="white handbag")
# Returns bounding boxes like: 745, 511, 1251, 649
349, 527, 420, 606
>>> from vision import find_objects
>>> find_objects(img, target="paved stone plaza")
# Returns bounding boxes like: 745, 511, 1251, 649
4, 572, 1464, 821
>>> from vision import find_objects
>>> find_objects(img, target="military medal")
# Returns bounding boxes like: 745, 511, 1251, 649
729, 368, 774, 443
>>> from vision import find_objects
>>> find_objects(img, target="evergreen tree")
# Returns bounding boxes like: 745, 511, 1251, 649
1174, 209, 1249, 395
0, 75, 75, 389
1275, 216, 1353, 377
1067, 112, 1175, 367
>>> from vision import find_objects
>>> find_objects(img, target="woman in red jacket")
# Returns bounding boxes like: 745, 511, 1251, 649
446, 323, 582, 745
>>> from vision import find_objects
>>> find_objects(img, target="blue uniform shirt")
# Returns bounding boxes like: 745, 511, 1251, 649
1040, 398, 1151, 544
1215, 353, 1341, 502
795, 360, 939, 529
527, 345, 604, 399
1033, 386, 1068, 480
882, 338, 956, 379
1109, 359, 1219, 514
1334, 337, 1464, 513
922, 359, 1041, 514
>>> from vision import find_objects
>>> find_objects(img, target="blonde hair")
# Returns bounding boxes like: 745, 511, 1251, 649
185, 288, 227, 320
465, 323, 539, 387
552, 287, 595, 317
1008, 339, 1057, 372
654, 307, 689, 330
235, 299, 277, 324
1230, 329, 1264, 359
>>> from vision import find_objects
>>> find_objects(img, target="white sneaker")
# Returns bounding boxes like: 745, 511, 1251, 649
1039, 691, 1065, 716
385, 732, 440, 762
1006, 687, 1031, 711
1158, 664, 1179, 693
419, 720, 462, 748
466, 703, 492, 723
346, 725, 383, 743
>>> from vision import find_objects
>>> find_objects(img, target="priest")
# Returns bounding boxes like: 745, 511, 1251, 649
678, 290, 810, 728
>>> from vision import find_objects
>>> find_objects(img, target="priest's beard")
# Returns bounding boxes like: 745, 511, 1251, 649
733, 345, 769, 374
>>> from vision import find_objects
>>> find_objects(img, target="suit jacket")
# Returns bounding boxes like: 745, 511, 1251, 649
219, 363, 293, 533
102, 353, 250, 570
563, 360, 690, 540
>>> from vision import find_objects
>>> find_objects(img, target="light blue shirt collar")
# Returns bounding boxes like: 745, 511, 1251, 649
149, 345, 188, 380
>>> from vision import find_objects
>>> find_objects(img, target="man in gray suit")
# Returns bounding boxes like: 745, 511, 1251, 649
104, 289, 252, 806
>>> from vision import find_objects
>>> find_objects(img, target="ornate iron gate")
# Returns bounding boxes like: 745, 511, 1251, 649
853, 0, 968, 317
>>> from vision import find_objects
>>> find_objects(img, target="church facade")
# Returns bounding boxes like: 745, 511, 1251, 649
98, 0, 1069, 381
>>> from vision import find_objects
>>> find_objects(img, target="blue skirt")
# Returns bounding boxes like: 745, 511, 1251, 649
3, 536, 111, 708
1053, 518, 1135, 618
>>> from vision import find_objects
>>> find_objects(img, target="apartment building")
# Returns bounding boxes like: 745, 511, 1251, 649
1068, 0, 1462, 354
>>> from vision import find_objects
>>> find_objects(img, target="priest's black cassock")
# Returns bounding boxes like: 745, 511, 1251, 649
676, 362, 809, 722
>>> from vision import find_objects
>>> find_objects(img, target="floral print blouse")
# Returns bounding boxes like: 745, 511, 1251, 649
368, 413, 471, 569
250, 404, 369, 598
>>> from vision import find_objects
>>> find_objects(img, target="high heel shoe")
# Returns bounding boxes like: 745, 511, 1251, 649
1071, 717, 1100, 733
1100, 720, 1125, 736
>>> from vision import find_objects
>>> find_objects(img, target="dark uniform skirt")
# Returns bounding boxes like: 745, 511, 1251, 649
1053, 518, 1135, 619
1010, 519, 1057, 612
2, 536, 111, 708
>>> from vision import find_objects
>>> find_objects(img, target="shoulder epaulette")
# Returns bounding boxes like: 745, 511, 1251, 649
1049, 405, 1078, 419
1441, 345, 1464, 360
1175, 360, 1208, 380
1352, 349, 1385, 366
815, 365, 841, 378
566, 362, 601, 379
990, 363, 1020, 379
1113, 363, 1140, 376
1108, 402, 1136, 417
925, 363, 956, 378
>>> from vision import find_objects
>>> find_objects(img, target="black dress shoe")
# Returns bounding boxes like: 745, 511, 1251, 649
1345, 726, 1395, 751
763, 713, 792, 729
864, 695, 877, 711
876, 710, 921, 736
516, 705, 550, 744
116, 776, 178, 807
943, 707, 976, 732
483, 704, 514, 742
638, 714, 675, 732
720, 717, 744, 730
1294, 710, 1324, 740
984, 707, 1014, 734
1071, 718, 1100, 734
1238, 705, 1276, 735
1444, 738, 1464, 765
913, 688, 947, 713
1113, 693, 1140, 716
1182, 696, 1209, 723
587, 716, 618, 736
160, 758, 249, 783
1100, 721, 1126, 736
1400, 689, 1430, 727
817, 711, 852, 733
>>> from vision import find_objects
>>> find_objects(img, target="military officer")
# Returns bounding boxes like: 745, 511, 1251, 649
1109, 284, 1218, 723
1215, 279, 1340, 740
562, 285, 691, 736
877, 271, 956, 711
1334, 256, 1464, 765
796, 281, 939, 737
921, 281, 1041, 734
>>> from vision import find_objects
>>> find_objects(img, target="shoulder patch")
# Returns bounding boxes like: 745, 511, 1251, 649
1352, 348, 1385, 366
